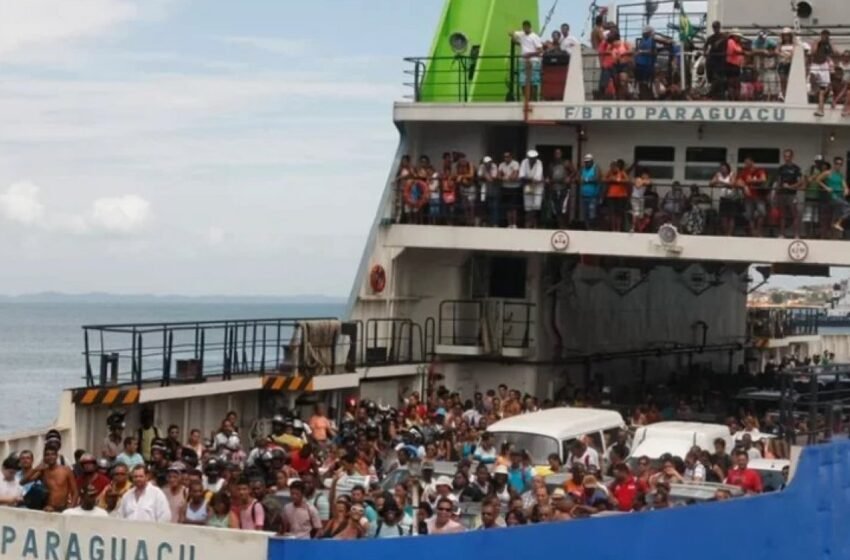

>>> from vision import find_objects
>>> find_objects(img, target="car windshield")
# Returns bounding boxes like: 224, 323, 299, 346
756, 469, 786, 492
487, 431, 559, 464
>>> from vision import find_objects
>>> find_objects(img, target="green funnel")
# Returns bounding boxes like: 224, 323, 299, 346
418, 0, 540, 103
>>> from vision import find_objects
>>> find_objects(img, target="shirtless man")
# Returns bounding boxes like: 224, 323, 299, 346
26, 446, 77, 512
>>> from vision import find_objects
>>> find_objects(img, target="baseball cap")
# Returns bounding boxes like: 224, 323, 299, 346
782, 27, 793, 34
584, 154, 594, 161
494, 465, 509, 475
435, 476, 453, 487
527, 149, 539, 159
643, 25, 654, 34
552, 488, 566, 499
483, 156, 493, 164
422, 461, 435, 471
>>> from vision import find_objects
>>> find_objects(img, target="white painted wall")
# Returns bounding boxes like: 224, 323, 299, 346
0, 506, 268, 560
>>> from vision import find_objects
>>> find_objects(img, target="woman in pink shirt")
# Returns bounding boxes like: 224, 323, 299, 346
726, 31, 745, 100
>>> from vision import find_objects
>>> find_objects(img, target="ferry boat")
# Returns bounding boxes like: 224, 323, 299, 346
2, 0, 850, 558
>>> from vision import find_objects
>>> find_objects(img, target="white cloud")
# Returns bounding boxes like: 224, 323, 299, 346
0, 182, 45, 225
90, 195, 151, 233
0, 182, 151, 235
221, 36, 309, 56
0, 0, 145, 61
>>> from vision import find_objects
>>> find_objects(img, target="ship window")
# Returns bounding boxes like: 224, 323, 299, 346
634, 146, 675, 180
489, 257, 526, 299
738, 148, 781, 182
685, 147, 727, 181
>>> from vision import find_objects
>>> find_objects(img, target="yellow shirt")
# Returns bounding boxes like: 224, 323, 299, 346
272, 434, 304, 451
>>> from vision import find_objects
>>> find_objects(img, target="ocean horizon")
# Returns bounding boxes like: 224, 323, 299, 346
0, 299, 344, 433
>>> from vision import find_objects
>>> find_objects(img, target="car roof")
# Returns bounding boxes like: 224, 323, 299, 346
747, 458, 791, 471
486, 408, 625, 441
637, 421, 731, 438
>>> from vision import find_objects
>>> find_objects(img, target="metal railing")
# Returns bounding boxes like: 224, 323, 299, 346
502, 301, 535, 349
437, 299, 535, 353
394, 176, 850, 240
438, 300, 484, 347
583, 50, 789, 102
82, 316, 435, 389
404, 53, 521, 103
404, 39, 573, 103
778, 364, 850, 444
748, 308, 820, 340
363, 318, 426, 365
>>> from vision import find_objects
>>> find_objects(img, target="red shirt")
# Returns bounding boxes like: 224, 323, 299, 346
76, 473, 110, 495
739, 167, 767, 199
726, 39, 744, 67
726, 467, 763, 494
290, 452, 313, 475
609, 476, 640, 512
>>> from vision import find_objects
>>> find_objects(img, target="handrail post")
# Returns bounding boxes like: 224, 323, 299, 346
508, 41, 517, 102
251, 322, 257, 373
161, 327, 168, 387
137, 333, 143, 390
260, 325, 267, 374
131, 328, 137, 386
414, 61, 421, 102
199, 329, 206, 378
84, 329, 93, 387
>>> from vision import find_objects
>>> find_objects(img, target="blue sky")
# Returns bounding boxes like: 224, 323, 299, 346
0, 0, 593, 296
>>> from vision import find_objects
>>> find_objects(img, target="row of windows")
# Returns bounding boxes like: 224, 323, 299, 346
633, 146, 782, 182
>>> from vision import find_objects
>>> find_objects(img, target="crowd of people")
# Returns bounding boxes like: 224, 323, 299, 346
0, 381, 795, 539
508, 15, 850, 109
396, 149, 850, 238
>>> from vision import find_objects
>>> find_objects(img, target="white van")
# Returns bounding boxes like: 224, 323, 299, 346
628, 421, 734, 466
485, 407, 626, 466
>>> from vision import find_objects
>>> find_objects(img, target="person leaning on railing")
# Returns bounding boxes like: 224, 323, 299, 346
815, 156, 850, 234
477, 156, 499, 228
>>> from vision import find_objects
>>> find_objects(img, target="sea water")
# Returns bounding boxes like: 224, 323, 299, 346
0, 301, 343, 432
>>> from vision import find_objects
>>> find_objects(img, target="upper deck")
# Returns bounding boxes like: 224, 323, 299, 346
395, 0, 850, 126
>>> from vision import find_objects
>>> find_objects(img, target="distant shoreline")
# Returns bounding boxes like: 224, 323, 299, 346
0, 293, 346, 305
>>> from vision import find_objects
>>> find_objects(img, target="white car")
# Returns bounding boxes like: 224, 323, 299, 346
747, 458, 790, 492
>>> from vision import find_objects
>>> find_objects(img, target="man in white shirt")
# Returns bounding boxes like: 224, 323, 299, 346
511, 20, 543, 100
520, 149, 545, 228
0, 459, 23, 507
118, 465, 171, 522
478, 155, 499, 226
566, 438, 600, 470
560, 23, 581, 52
63, 485, 108, 517
498, 152, 521, 228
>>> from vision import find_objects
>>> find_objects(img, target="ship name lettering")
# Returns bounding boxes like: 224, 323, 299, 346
1, 526, 197, 560
564, 106, 788, 123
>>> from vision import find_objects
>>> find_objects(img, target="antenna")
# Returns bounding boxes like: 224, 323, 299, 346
540, 0, 559, 35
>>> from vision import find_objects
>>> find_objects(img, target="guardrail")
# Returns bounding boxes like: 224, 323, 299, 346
82, 316, 436, 389
748, 307, 820, 339
437, 299, 535, 354
582, 49, 790, 103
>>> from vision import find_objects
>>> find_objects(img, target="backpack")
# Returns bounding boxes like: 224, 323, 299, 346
374, 521, 404, 538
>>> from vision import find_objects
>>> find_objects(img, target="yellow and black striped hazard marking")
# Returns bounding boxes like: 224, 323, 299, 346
262, 375, 314, 392
73, 388, 140, 406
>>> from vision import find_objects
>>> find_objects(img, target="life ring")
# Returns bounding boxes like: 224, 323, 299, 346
403, 179, 428, 209
370, 265, 387, 293
442, 178, 457, 205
